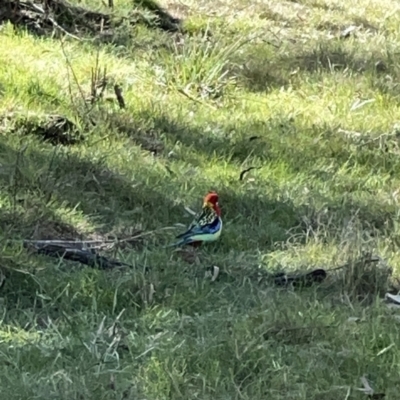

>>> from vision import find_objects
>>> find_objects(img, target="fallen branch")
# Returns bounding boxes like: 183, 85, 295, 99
24, 241, 132, 269
272, 268, 327, 287
29, 1, 82, 40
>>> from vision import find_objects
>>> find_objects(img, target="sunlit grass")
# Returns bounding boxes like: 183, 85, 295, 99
0, 0, 400, 397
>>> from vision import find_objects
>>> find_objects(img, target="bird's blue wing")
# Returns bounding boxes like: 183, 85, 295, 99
182, 216, 221, 236
165, 207, 221, 248
176, 205, 219, 239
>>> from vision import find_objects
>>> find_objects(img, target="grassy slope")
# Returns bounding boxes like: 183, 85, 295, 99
1, 0, 400, 398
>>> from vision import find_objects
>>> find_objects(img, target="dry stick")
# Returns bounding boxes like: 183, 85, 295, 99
60, 39, 96, 125
90, 56, 99, 105
60, 39, 89, 109
327, 255, 381, 273
43, 144, 60, 204
90, 68, 96, 104
242, 31, 281, 50
118, 226, 178, 242
264, 324, 335, 336
99, 67, 108, 98
64, 50, 78, 111
239, 166, 259, 181
19, 226, 179, 270
176, 87, 217, 110
89, 49, 107, 109
21, 226, 178, 247
114, 84, 126, 109
11, 144, 28, 216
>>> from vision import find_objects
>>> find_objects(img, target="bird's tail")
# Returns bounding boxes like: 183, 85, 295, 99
162, 242, 180, 249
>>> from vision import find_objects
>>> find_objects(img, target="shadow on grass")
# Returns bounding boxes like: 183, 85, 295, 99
1, 105, 397, 256
125, 109, 400, 177
303, 0, 345, 12
278, 46, 388, 75
0, 138, 299, 251
235, 40, 398, 95
122, 110, 399, 233
134, 0, 181, 30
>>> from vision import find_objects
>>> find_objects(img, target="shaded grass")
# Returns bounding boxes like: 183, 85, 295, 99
1, 0, 400, 398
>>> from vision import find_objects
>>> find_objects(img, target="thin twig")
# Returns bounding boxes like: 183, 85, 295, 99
60, 39, 90, 111
60, 39, 96, 125
18, 226, 178, 248
88, 49, 108, 110
176, 87, 217, 110
265, 324, 335, 334
43, 144, 60, 204
11, 144, 28, 216
115, 226, 178, 243
327, 255, 381, 272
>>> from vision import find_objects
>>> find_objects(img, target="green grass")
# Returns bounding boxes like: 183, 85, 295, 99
1, 0, 400, 398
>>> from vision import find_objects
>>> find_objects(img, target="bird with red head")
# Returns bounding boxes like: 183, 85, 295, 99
166, 191, 223, 248
203, 191, 221, 215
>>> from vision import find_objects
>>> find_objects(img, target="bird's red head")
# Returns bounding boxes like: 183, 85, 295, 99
203, 191, 221, 216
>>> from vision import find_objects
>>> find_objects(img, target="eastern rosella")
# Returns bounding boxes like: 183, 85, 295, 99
167, 191, 222, 248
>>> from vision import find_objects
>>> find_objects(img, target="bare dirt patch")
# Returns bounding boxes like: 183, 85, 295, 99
0, 112, 83, 146
0, 0, 181, 38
